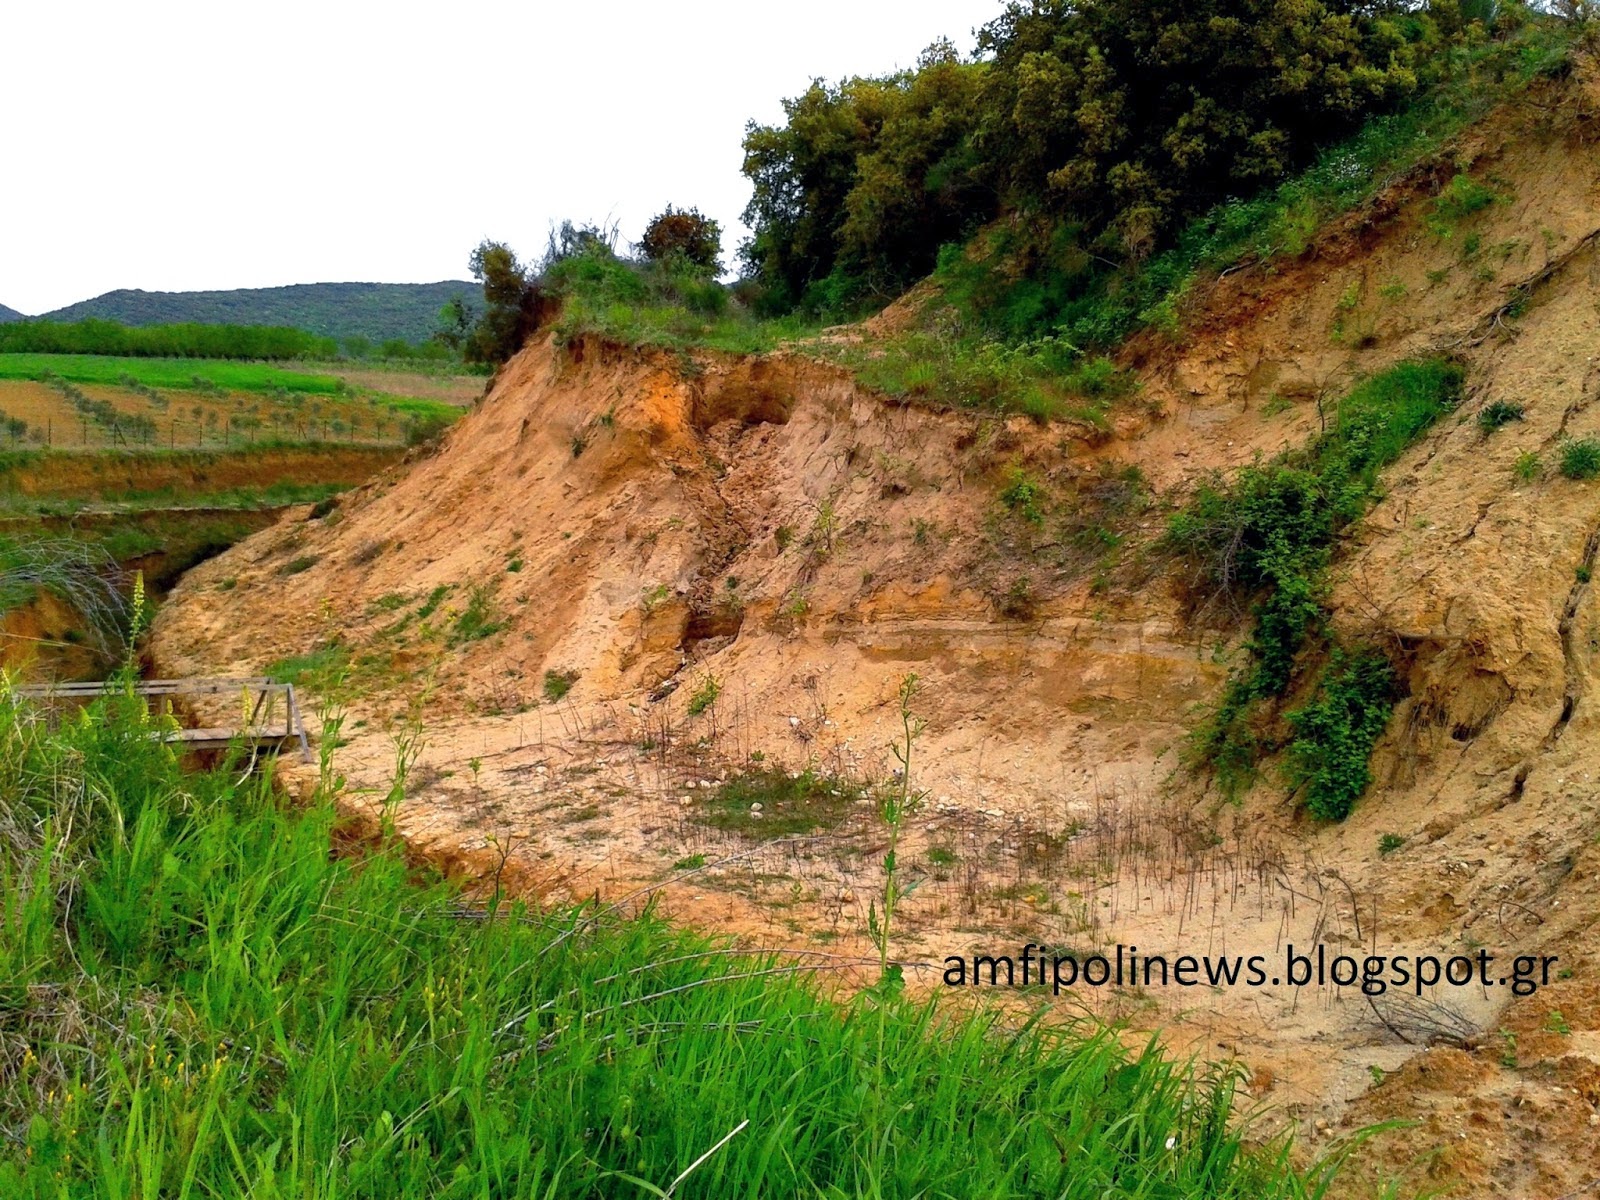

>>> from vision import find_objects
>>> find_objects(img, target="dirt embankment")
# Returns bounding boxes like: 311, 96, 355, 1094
0, 445, 402, 500
151, 58, 1600, 1198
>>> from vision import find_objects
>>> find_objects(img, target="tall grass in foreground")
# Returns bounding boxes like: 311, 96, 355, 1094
0, 686, 1338, 1198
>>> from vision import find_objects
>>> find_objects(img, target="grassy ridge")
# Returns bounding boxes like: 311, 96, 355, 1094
0, 353, 345, 396
0, 689, 1333, 1197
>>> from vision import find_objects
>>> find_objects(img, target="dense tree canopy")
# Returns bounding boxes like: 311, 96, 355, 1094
742, 40, 987, 310
975, 0, 1422, 256
742, 0, 1460, 311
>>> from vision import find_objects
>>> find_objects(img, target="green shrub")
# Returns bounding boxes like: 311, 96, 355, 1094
1285, 650, 1398, 821
1378, 832, 1406, 855
999, 467, 1046, 524
686, 674, 721, 716
1513, 449, 1542, 481
1170, 359, 1459, 794
1477, 400, 1525, 432
1559, 437, 1600, 480
639, 205, 722, 272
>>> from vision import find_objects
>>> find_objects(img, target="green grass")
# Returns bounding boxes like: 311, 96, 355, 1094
826, 330, 1134, 420
0, 687, 1335, 1197
547, 247, 824, 355
366, 393, 464, 422
448, 585, 503, 645
1559, 437, 1600, 480
695, 766, 869, 838
0, 353, 345, 395
266, 643, 350, 687
542, 669, 576, 703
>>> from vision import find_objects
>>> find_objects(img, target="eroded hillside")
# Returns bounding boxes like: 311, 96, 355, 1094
152, 57, 1600, 1197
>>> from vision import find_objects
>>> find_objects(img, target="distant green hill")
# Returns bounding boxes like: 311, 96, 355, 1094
0, 303, 25, 323
41, 281, 477, 345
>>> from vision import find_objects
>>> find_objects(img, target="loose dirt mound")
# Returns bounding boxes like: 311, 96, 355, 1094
152, 58, 1600, 1196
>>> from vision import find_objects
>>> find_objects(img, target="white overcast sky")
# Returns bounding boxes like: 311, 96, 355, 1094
2, 0, 1001, 315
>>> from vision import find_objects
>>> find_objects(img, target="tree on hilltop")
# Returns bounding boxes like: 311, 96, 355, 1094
639, 206, 723, 273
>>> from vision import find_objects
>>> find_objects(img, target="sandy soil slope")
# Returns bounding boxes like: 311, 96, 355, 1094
151, 59, 1600, 1197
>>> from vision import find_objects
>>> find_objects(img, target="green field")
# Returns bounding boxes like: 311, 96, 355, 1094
0, 353, 346, 395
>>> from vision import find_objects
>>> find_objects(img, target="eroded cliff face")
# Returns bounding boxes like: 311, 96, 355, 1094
151, 59, 1600, 1197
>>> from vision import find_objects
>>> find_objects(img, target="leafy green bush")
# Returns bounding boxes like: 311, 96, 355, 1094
462, 239, 548, 365
639, 205, 723, 272
1172, 359, 1460, 802
928, 19, 1570, 349
1285, 650, 1398, 821
1430, 172, 1502, 224
1560, 437, 1600, 480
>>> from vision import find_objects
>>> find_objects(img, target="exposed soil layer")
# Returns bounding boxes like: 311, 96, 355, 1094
151, 59, 1600, 1197
0, 445, 402, 500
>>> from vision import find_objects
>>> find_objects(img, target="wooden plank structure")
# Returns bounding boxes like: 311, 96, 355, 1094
15, 677, 312, 761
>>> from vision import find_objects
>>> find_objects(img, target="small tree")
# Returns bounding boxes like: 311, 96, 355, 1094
638, 206, 722, 273
432, 295, 474, 352
463, 240, 547, 365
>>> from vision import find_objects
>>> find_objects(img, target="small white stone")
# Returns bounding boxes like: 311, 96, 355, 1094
750, 802, 763, 811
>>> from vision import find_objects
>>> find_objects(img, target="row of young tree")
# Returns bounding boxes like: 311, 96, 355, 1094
0, 318, 340, 360
740, 0, 1506, 312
